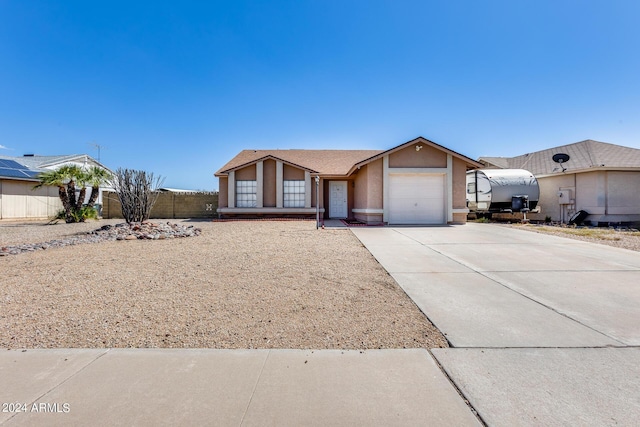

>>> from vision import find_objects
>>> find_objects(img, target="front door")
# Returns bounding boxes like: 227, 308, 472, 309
329, 181, 348, 218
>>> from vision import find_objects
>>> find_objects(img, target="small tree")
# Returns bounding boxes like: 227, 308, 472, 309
110, 168, 165, 223
35, 165, 111, 223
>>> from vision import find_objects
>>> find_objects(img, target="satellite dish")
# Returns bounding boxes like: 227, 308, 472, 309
552, 153, 570, 163
552, 153, 570, 172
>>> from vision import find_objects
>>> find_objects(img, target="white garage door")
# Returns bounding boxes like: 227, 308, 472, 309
388, 174, 445, 224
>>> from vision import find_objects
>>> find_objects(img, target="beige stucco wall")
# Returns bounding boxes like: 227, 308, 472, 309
389, 144, 447, 168
218, 177, 228, 208
263, 159, 276, 207
354, 165, 369, 209
310, 176, 318, 208
367, 159, 383, 208
530, 170, 640, 223
235, 165, 256, 180
283, 164, 304, 180
529, 174, 576, 222
352, 159, 384, 223
576, 172, 603, 215
452, 213, 467, 223
452, 158, 467, 209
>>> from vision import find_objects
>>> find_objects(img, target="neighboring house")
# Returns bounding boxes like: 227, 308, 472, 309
0, 154, 112, 220
215, 137, 482, 225
479, 140, 640, 225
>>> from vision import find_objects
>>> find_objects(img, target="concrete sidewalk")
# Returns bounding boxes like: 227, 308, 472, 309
0, 349, 480, 426
352, 223, 640, 426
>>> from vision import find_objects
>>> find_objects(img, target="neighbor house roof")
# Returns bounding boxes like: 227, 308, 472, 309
0, 156, 44, 181
0, 154, 112, 182
215, 149, 381, 176
478, 140, 640, 176
17, 154, 112, 172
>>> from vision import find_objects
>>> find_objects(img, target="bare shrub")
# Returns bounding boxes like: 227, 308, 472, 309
110, 168, 165, 223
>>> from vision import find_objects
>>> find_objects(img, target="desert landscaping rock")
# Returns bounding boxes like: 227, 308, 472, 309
0, 221, 201, 256
0, 220, 447, 350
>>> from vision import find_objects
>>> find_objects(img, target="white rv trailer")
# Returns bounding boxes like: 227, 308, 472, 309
466, 169, 539, 216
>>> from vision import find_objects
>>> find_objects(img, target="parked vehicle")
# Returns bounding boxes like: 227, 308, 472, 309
466, 169, 539, 217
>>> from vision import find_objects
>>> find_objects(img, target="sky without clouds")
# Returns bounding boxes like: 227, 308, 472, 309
1, 1, 639, 190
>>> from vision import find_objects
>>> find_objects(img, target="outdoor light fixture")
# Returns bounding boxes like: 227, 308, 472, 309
416, 145, 423, 151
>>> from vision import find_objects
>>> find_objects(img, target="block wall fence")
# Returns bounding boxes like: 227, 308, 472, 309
102, 191, 218, 219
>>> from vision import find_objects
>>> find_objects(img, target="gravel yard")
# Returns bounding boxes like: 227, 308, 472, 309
0, 220, 447, 350
503, 223, 640, 252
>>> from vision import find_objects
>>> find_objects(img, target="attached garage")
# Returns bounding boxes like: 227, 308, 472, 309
388, 174, 445, 224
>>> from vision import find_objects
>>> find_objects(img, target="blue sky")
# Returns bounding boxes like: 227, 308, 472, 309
1, 1, 639, 190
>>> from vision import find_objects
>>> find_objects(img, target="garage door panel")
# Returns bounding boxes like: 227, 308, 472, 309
389, 174, 445, 224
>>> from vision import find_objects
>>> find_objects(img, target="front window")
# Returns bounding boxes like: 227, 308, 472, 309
284, 180, 305, 208
236, 180, 257, 207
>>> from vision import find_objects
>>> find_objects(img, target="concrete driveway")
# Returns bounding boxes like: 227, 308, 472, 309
352, 223, 640, 426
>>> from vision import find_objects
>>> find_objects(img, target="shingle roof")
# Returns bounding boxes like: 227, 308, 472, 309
216, 137, 483, 177
478, 140, 640, 175
17, 154, 85, 169
215, 149, 382, 176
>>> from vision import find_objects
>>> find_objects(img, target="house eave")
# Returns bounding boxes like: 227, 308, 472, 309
535, 166, 640, 179
0, 176, 41, 183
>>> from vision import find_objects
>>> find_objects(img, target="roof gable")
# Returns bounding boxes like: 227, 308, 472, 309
350, 136, 482, 172
14, 154, 112, 172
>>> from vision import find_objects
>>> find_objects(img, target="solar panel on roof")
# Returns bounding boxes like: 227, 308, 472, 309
0, 159, 28, 169
0, 167, 43, 179
0, 167, 31, 179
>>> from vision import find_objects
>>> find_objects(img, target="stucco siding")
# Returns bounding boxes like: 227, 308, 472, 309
367, 159, 383, 209
218, 177, 228, 208
354, 165, 368, 209
531, 171, 640, 223
529, 175, 575, 222
235, 165, 256, 180
575, 172, 603, 215
452, 158, 467, 209
263, 159, 276, 207
283, 164, 305, 180
452, 212, 467, 223
389, 144, 447, 168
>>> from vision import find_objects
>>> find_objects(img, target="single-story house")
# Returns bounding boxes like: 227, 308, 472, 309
215, 137, 482, 225
479, 139, 640, 225
0, 154, 112, 220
